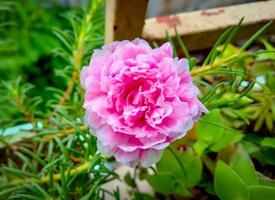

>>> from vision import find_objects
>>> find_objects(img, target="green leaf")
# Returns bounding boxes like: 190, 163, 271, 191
220, 18, 244, 56
171, 149, 202, 187
165, 31, 177, 57
261, 149, 275, 165
124, 172, 136, 188
1, 167, 38, 179
157, 147, 187, 181
157, 148, 179, 173
261, 138, 275, 148
174, 28, 190, 60
145, 172, 175, 194
193, 140, 210, 156
201, 81, 224, 104
197, 109, 224, 143
265, 112, 273, 131
0, 186, 24, 197
210, 130, 243, 152
173, 181, 192, 197
231, 145, 258, 186
157, 148, 202, 188
203, 26, 234, 66
214, 160, 249, 200
254, 113, 265, 132
196, 109, 227, 154
183, 154, 202, 187
257, 172, 275, 187
257, 39, 275, 60
9, 194, 41, 200
261, 137, 275, 165
240, 21, 273, 51
249, 185, 275, 200
167, 147, 187, 179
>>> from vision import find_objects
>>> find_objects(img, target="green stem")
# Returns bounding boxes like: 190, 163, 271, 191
190, 54, 239, 76
168, 146, 187, 179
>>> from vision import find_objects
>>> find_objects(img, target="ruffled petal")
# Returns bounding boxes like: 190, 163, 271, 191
140, 149, 163, 168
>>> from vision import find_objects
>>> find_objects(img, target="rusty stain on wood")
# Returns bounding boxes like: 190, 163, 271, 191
156, 15, 181, 28
201, 8, 225, 16
143, 0, 275, 50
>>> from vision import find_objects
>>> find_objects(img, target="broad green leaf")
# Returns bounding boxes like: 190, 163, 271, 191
173, 181, 192, 197
249, 185, 275, 200
196, 109, 240, 154
157, 148, 202, 187
261, 148, 275, 165
184, 155, 202, 187
210, 130, 243, 152
193, 140, 210, 156
144, 172, 175, 194
257, 173, 275, 187
261, 138, 275, 148
157, 149, 178, 173
261, 137, 275, 165
174, 150, 202, 187
241, 141, 260, 154
124, 172, 136, 187
214, 161, 249, 200
231, 146, 258, 186
197, 109, 224, 143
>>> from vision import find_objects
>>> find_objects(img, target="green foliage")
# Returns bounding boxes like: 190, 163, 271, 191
194, 109, 243, 155
143, 148, 201, 197
145, 172, 176, 194
249, 186, 275, 200
231, 146, 258, 186
0, 0, 65, 80
0, 0, 121, 199
215, 160, 249, 200
144, 20, 275, 199
213, 145, 275, 200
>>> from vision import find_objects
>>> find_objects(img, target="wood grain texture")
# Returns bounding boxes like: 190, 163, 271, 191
105, 0, 148, 44
142, 1, 275, 50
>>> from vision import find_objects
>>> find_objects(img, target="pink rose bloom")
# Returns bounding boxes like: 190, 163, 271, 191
81, 39, 207, 167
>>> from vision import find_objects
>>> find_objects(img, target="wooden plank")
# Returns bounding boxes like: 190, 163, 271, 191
105, 0, 148, 44
142, 1, 275, 51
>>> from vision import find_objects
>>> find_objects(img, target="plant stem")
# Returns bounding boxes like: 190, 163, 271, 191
168, 146, 187, 179
42, 125, 86, 142
48, 1, 102, 122
190, 54, 239, 76
10, 162, 90, 186
14, 91, 33, 122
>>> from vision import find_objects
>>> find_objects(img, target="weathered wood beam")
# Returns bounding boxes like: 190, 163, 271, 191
142, 1, 275, 51
105, 0, 148, 44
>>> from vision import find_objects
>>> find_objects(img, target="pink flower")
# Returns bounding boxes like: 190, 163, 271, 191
81, 39, 207, 167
